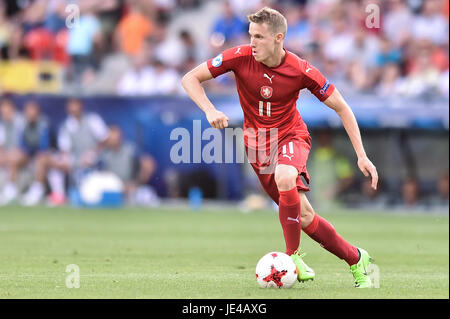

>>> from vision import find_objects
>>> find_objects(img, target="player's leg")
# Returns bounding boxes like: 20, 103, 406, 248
46, 152, 71, 205
274, 164, 301, 256
300, 190, 359, 264
21, 152, 50, 206
274, 164, 315, 282
0, 148, 28, 205
299, 191, 373, 287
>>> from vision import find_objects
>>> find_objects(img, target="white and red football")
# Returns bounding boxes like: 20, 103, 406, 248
255, 252, 298, 288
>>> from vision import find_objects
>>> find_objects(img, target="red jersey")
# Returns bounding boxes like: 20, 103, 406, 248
207, 45, 335, 151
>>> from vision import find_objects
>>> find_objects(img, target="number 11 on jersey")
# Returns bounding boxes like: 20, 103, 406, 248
259, 101, 271, 117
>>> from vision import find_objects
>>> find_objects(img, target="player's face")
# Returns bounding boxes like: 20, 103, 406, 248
67, 99, 83, 118
107, 128, 122, 148
0, 101, 15, 122
24, 102, 40, 123
249, 22, 278, 62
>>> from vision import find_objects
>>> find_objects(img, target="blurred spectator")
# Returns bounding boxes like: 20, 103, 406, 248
0, 2, 12, 60
116, 46, 155, 95
16, 100, 51, 206
357, 178, 389, 209
349, 28, 379, 68
92, 0, 124, 52
43, 0, 67, 34
412, 0, 448, 45
117, 46, 182, 96
45, 98, 109, 204
151, 59, 182, 95
21, 0, 47, 34
66, 2, 103, 91
179, 29, 200, 64
399, 177, 423, 208
309, 129, 356, 209
283, 4, 313, 55
210, 1, 247, 49
100, 125, 159, 206
375, 36, 402, 68
383, 0, 414, 48
153, 27, 194, 69
0, 98, 25, 205
153, 0, 176, 23
429, 172, 449, 208
375, 63, 403, 97
397, 40, 441, 97
0, 0, 446, 98
115, 0, 155, 57
228, 0, 263, 15
322, 9, 354, 65
346, 60, 372, 92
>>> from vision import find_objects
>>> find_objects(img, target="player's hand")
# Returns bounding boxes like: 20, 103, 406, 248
357, 156, 378, 190
205, 109, 229, 129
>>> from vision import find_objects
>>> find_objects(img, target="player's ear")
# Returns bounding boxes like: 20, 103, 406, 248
275, 32, 284, 43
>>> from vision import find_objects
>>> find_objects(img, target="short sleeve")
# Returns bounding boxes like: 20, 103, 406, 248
87, 113, 109, 143
206, 46, 245, 78
57, 125, 72, 152
301, 60, 335, 102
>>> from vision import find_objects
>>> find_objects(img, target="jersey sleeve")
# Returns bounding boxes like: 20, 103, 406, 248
300, 60, 335, 102
206, 46, 246, 78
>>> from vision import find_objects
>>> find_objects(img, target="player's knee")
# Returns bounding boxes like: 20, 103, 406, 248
275, 176, 296, 191
275, 165, 298, 191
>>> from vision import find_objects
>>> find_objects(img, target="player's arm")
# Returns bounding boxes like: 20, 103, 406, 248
181, 62, 229, 129
323, 88, 378, 190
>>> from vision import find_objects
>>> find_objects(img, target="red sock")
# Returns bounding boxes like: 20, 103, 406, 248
278, 187, 301, 256
303, 214, 359, 266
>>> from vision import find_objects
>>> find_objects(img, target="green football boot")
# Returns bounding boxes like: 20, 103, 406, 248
291, 250, 315, 282
350, 248, 374, 288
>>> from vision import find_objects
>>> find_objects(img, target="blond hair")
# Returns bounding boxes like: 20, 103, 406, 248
247, 7, 287, 36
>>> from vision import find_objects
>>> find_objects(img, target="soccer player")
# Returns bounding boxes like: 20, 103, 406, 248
181, 7, 378, 288
100, 125, 158, 205
18, 100, 51, 206
46, 98, 109, 204
0, 98, 25, 205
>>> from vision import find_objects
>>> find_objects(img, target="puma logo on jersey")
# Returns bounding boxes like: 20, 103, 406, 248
234, 47, 242, 55
282, 154, 293, 161
306, 67, 312, 73
287, 216, 300, 223
264, 73, 274, 83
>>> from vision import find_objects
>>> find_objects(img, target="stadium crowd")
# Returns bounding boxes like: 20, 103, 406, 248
0, 0, 448, 97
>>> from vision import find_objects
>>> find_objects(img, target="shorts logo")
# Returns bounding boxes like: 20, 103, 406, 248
260, 86, 273, 99
212, 54, 223, 67
320, 79, 330, 95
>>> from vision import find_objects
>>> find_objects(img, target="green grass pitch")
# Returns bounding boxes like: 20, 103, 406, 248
0, 205, 448, 298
